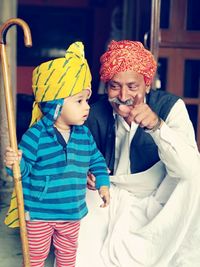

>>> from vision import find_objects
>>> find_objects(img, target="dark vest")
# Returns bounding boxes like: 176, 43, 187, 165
86, 90, 180, 174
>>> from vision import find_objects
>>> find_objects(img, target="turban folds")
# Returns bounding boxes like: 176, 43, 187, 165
30, 41, 91, 125
100, 40, 157, 86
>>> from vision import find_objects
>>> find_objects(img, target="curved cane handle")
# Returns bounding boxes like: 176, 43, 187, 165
0, 17, 32, 46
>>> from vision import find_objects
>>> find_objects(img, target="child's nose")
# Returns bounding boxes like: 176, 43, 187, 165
85, 101, 90, 110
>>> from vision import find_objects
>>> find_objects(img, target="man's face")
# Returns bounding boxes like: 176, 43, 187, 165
107, 70, 149, 118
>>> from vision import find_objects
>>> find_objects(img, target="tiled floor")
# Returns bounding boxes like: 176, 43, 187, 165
0, 182, 54, 267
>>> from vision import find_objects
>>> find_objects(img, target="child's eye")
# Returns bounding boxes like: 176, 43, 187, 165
76, 98, 83, 103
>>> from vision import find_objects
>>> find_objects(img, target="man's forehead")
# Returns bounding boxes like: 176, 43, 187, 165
109, 79, 137, 85
110, 70, 145, 82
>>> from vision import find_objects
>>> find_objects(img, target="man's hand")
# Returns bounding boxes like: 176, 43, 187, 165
120, 94, 159, 129
98, 186, 110, 208
87, 172, 96, 190
87, 169, 110, 191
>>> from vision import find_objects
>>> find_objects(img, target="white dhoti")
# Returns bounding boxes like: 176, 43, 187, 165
76, 161, 200, 267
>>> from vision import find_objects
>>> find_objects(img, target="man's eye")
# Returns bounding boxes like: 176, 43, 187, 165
110, 84, 120, 90
129, 85, 137, 90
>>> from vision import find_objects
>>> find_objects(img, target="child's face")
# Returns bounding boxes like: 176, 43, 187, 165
58, 89, 91, 126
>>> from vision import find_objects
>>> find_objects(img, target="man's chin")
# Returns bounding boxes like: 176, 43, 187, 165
113, 105, 131, 118
113, 108, 129, 118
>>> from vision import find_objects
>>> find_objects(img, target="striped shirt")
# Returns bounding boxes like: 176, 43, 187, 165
19, 122, 109, 221
15, 100, 110, 221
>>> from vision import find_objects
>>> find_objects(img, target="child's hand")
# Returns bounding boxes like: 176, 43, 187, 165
98, 186, 110, 208
4, 146, 22, 169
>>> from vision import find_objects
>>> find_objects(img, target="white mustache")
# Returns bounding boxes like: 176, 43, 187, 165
108, 97, 134, 106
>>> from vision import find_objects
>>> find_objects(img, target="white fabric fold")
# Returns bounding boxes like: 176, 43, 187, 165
76, 170, 200, 267
111, 160, 166, 198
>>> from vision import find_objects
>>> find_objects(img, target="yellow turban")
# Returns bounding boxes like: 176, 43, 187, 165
30, 41, 92, 125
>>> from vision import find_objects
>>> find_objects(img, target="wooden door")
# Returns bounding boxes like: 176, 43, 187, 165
158, 0, 200, 149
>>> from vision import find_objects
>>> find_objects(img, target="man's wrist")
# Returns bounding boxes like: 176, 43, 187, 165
146, 117, 163, 132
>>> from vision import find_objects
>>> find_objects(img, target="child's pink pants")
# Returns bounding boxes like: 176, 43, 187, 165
24, 220, 80, 267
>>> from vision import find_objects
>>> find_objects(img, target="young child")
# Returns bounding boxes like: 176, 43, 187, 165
4, 42, 110, 267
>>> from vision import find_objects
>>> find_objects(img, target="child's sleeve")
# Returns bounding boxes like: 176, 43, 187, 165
18, 126, 39, 178
87, 127, 110, 189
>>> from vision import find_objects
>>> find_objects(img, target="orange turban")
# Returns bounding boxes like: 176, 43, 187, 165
100, 40, 157, 85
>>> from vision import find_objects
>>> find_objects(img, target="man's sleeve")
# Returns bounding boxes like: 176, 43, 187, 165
149, 99, 200, 179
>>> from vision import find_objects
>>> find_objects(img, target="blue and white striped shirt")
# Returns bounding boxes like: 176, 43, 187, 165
17, 100, 110, 221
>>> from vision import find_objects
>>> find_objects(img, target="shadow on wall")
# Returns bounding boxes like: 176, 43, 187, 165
17, 94, 34, 142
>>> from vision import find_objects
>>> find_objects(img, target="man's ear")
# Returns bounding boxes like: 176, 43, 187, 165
104, 82, 108, 94
146, 85, 150, 94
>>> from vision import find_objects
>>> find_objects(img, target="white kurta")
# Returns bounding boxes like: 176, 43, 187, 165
75, 99, 200, 267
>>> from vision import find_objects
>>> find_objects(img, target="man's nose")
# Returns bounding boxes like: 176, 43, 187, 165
119, 87, 129, 101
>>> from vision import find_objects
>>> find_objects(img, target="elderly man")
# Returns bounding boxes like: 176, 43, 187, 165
75, 40, 200, 267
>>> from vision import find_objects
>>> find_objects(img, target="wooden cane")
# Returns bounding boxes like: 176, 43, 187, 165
0, 18, 32, 267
